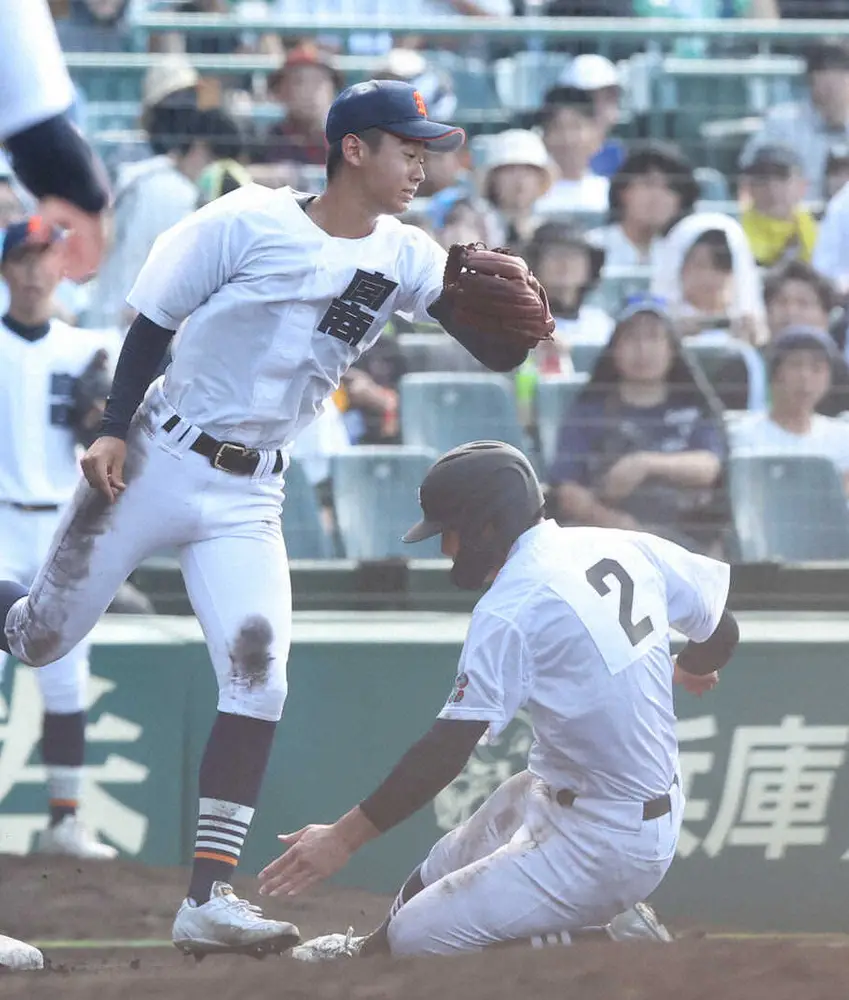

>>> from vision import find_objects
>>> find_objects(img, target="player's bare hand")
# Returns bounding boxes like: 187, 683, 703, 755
258, 824, 353, 898
81, 436, 127, 502
600, 453, 653, 502
673, 658, 719, 697
38, 197, 107, 282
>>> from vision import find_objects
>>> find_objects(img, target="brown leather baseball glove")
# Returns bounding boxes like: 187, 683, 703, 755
440, 243, 556, 347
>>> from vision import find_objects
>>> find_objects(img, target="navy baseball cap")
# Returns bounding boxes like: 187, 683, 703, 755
1, 217, 62, 263
325, 79, 465, 153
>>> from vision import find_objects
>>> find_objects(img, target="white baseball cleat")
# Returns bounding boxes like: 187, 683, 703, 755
0, 934, 44, 971
290, 927, 365, 963
34, 816, 118, 860
606, 902, 674, 943
172, 881, 301, 959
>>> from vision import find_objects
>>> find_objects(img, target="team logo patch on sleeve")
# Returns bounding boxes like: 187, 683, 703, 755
448, 671, 469, 704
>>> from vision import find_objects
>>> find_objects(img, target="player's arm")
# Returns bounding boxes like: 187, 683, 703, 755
675, 607, 739, 676
82, 201, 244, 500
639, 534, 740, 681
258, 615, 524, 897
257, 717, 488, 899
1, 0, 109, 280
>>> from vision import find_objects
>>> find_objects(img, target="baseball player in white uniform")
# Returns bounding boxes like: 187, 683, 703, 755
0, 0, 111, 973
0, 81, 540, 958
0, 218, 118, 861
258, 441, 740, 958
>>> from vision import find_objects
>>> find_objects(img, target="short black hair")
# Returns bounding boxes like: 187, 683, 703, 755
539, 86, 596, 128
325, 127, 384, 182
195, 108, 245, 161
609, 140, 699, 224
763, 259, 836, 315
806, 41, 849, 75
686, 229, 733, 274
524, 221, 605, 285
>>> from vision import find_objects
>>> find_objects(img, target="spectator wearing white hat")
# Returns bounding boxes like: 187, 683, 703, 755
479, 128, 557, 246
533, 87, 610, 218
559, 54, 625, 179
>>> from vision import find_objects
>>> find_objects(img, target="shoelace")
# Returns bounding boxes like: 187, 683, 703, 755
220, 889, 266, 920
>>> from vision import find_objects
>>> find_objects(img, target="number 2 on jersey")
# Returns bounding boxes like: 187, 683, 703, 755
585, 558, 654, 646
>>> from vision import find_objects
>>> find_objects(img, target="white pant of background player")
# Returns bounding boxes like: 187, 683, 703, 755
387, 769, 683, 956
4, 384, 291, 723
0, 504, 89, 714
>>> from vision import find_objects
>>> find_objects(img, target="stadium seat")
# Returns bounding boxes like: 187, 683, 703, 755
395, 332, 489, 374
535, 373, 590, 474
331, 447, 440, 560
728, 455, 849, 562
399, 373, 526, 456
683, 337, 767, 410
281, 458, 334, 559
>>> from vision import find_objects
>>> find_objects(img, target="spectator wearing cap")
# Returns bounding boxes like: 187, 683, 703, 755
534, 87, 609, 217
258, 44, 342, 167
550, 297, 729, 555
525, 222, 613, 359
743, 42, 849, 200
739, 143, 818, 268
714, 260, 849, 414
558, 55, 625, 180
824, 144, 849, 205
478, 129, 557, 246
588, 141, 699, 269
730, 327, 849, 497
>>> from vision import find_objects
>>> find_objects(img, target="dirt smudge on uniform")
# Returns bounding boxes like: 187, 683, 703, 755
230, 616, 275, 691
19, 421, 150, 664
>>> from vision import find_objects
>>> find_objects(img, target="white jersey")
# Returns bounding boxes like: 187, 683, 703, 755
0, 0, 75, 139
0, 319, 120, 505
128, 184, 447, 450
439, 521, 730, 801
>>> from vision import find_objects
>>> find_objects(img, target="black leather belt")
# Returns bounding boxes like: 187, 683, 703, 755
162, 415, 283, 476
556, 775, 678, 821
2, 501, 60, 512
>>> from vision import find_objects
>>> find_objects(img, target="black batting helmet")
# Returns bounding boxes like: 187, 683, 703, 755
403, 441, 545, 590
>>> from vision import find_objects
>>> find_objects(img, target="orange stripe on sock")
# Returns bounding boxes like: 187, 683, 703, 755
194, 850, 238, 865
49, 799, 78, 808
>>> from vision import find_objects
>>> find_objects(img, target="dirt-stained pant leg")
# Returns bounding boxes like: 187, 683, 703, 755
420, 771, 534, 886
5, 421, 197, 667
388, 779, 682, 957
179, 515, 291, 723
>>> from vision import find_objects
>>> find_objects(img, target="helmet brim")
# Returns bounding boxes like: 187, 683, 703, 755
401, 518, 443, 543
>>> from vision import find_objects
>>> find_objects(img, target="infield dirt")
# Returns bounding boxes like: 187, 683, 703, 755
1, 856, 846, 999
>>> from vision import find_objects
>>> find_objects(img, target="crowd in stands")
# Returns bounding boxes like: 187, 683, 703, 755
12, 0, 849, 563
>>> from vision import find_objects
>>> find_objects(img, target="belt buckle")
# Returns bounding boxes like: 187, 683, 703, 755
213, 442, 253, 472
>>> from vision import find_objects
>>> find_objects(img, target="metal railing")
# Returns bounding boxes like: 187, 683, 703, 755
127, 13, 849, 43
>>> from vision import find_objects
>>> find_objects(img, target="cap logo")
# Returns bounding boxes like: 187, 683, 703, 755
413, 90, 428, 117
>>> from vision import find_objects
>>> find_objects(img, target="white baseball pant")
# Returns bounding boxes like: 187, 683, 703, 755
387, 769, 683, 956
4, 387, 292, 722
0, 504, 88, 713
